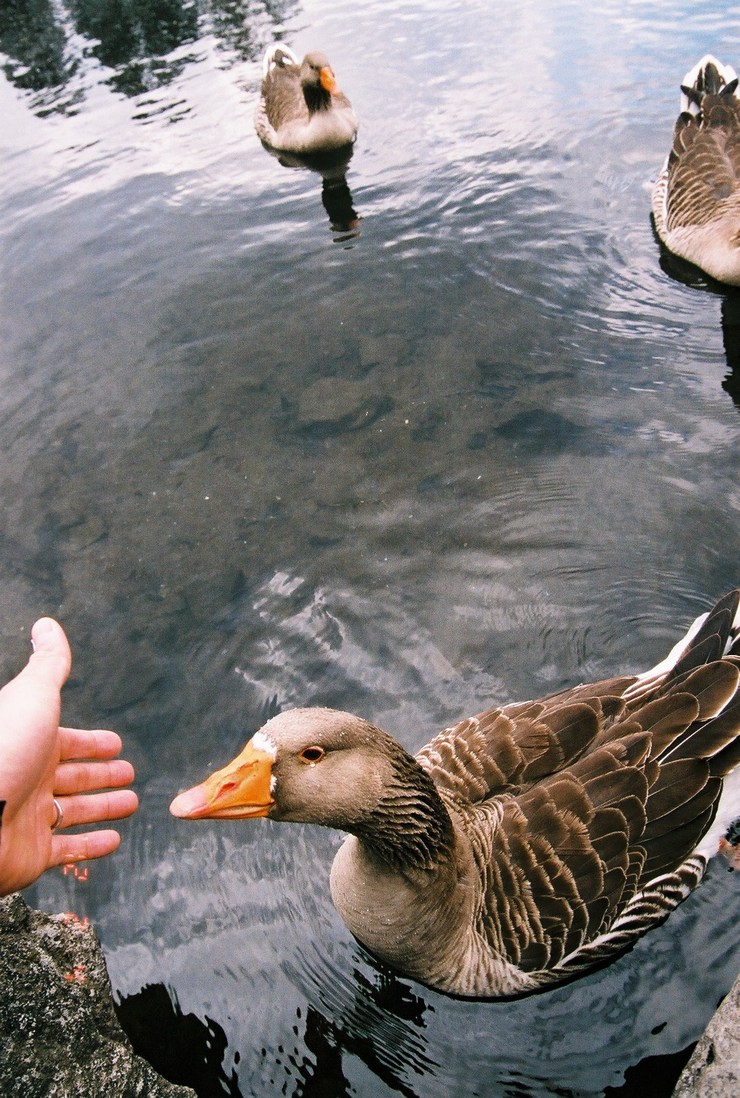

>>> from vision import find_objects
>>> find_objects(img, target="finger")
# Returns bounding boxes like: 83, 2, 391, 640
53, 789, 139, 828
48, 829, 122, 867
53, 759, 135, 796
22, 618, 72, 692
59, 728, 124, 761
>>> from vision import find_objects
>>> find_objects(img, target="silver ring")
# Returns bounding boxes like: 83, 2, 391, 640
51, 798, 64, 831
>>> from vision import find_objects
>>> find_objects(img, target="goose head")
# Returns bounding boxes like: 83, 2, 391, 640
299, 52, 343, 108
170, 707, 454, 868
170, 707, 386, 825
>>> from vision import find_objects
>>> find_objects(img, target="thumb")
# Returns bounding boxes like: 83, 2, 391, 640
24, 617, 73, 691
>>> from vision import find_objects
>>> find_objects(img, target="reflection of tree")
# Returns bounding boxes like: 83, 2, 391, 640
71, 0, 197, 69
0, 0, 300, 112
210, 0, 297, 63
117, 969, 432, 1098
0, 0, 78, 102
70, 0, 198, 97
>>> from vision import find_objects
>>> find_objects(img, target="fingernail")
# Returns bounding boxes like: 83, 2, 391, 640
31, 617, 56, 648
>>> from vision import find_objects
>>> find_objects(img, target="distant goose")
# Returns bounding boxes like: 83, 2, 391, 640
254, 44, 358, 155
652, 55, 740, 285
171, 590, 740, 999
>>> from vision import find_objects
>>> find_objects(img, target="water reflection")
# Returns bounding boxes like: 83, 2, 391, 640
270, 980, 433, 1098
0, 0, 298, 114
261, 143, 360, 241
721, 294, 740, 408
73, 0, 198, 72
0, 0, 78, 108
297, 959, 437, 1095
293, 998, 426, 1098
116, 982, 243, 1097
653, 234, 740, 413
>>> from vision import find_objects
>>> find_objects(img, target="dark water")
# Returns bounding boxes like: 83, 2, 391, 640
2, 0, 739, 1094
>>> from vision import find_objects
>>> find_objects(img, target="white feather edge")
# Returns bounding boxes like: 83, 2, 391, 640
627, 596, 740, 695
262, 43, 299, 76
252, 729, 278, 758
680, 54, 739, 114
693, 766, 740, 860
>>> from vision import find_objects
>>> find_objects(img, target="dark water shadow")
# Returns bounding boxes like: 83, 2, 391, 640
261, 142, 361, 243
603, 1045, 694, 1098
721, 293, 740, 407
651, 221, 740, 411
115, 983, 243, 1098
116, 967, 433, 1098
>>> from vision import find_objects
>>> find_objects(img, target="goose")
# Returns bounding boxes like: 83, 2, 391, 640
254, 44, 358, 155
651, 55, 740, 285
170, 590, 740, 999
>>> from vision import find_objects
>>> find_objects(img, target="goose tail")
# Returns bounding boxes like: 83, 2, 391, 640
679, 54, 739, 114
262, 42, 299, 77
626, 590, 740, 862
624, 589, 740, 702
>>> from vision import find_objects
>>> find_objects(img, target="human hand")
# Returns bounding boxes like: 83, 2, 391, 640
0, 617, 138, 895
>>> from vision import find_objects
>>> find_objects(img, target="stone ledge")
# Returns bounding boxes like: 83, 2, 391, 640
673, 971, 740, 1097
0, 893, 195, 1098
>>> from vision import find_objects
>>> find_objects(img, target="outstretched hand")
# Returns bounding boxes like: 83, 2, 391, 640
0, 617, 138, 895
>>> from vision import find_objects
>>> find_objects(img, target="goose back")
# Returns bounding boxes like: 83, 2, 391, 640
652, 55, 740, 284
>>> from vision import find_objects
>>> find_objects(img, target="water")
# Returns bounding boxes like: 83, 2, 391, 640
2, 0, 739, 1094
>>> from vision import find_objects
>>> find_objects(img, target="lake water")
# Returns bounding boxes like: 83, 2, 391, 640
3, 0, 739, 1094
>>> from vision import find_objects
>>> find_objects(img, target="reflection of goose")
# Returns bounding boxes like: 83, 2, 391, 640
262, 143, 360, 240
171, 591, 740, 999
722, 293, 740, 407
652, 55, 740, 285
255, 45, 358, 154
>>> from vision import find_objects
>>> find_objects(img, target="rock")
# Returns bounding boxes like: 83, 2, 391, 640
0, 893, 194, 1098
295, 376, 392, 434
673, 971, 740, 1097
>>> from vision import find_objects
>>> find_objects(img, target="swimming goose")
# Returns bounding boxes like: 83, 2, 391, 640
171, 591, 740, 999
254, 45, 358, 155
651, 55, 740, 285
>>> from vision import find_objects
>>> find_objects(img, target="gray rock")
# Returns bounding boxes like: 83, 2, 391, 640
0, 893, 195, 1098
673, 971, 740, 1096
295, 376, 392, 433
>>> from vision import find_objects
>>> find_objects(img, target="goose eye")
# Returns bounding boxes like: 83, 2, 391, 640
299, 746, 325, 764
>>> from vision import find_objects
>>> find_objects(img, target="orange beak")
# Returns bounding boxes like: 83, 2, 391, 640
169, 741, 275, 820
319, 65, 340, 95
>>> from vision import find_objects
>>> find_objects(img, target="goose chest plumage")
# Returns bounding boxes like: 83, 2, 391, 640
254, 44, 358, 155
171, 590, 740, 998
651, 55, 740, 285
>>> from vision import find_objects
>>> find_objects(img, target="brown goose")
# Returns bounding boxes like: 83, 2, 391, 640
651, 55, 740, 285
254, 44, 358, 155
170, 590, 740, 998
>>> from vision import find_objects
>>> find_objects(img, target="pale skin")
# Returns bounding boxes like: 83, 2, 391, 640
0, 617, 138, 895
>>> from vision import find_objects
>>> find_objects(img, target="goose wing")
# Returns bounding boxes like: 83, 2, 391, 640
259, 56, 308, 131
416, 682, 634, 803
420, 592, 740, 979
664, 91, 740, 234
